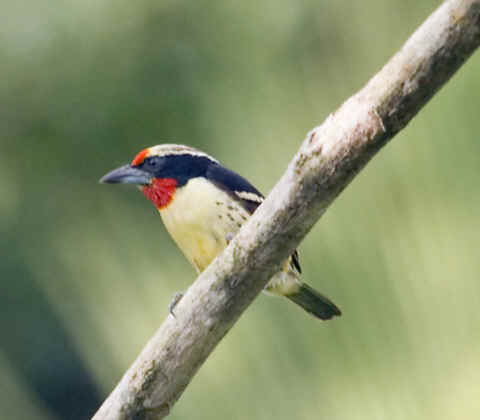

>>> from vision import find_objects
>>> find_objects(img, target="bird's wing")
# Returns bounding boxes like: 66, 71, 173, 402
206, 163, 264, 213
206, 163, 301, 274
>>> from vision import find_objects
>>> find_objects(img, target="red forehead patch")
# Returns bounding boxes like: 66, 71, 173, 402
131, 148, 149, 166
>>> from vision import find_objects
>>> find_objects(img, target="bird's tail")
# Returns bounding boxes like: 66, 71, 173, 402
286, 282, 341, 320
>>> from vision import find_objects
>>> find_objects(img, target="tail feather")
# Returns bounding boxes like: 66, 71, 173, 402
286, 282, 341, 320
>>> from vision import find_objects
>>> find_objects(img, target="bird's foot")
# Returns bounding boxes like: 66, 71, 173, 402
169, 291, 184, 318
225, 232, 235, 244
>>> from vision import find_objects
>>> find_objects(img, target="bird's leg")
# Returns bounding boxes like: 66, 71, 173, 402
169, 291, 184, 318
225, 232, 235, 244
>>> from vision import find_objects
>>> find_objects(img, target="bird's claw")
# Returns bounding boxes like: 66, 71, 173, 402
169, 292, 184, 318
225, 232, 235, 244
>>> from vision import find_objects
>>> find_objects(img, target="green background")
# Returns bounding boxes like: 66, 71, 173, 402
1, 1, 479, 419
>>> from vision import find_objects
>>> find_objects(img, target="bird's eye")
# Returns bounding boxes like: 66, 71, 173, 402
146, 157, 160, 168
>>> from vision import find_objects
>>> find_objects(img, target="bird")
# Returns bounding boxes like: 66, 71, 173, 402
100, 144, 341, 320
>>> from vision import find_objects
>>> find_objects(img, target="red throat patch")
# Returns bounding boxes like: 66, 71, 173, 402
142, 178, 177, 209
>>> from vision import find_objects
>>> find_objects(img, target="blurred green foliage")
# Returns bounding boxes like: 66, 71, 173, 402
1, 0, 479, 419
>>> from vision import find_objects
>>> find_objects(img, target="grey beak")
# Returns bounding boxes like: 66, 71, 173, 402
99, 164, 152, 185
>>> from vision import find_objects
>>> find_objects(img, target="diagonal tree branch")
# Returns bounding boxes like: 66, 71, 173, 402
93, 1, 480, 418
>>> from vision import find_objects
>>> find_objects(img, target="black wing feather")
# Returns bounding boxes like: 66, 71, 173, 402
206, 163, 264, 213
206, 163, 301, 273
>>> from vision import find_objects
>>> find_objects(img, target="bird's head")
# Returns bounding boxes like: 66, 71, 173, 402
100, 144, 218, 209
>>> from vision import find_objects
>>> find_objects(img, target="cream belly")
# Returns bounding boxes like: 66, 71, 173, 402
159, 177, 249, 273
159, 177, 301, 296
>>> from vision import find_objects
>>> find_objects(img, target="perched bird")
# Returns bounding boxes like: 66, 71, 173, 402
100, 144, 341, 320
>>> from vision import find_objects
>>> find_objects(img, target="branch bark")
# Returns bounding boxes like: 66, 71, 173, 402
93, 1, 480, 418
